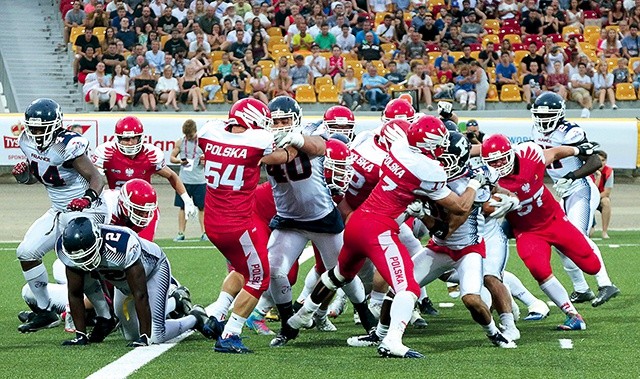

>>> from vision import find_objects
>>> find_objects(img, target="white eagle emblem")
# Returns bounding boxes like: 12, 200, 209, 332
521, 183, 530, 193
125, 168, 134, 177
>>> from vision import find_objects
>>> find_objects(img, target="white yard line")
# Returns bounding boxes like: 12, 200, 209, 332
87, 246, 315, 379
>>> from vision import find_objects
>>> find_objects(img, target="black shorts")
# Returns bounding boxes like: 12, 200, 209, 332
174, 183, 206, 209
226, 90, 247, 101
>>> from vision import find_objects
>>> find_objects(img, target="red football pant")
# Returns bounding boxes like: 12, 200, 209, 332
515, 214, 601, 283
206, 217, 270, 298
138, 208, 159, 241
336, 211, 420, 297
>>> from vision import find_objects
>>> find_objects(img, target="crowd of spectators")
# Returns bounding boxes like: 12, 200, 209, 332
61, 0, 640, 113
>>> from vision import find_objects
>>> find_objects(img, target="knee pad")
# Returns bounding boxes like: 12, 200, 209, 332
320, 268, 347, 291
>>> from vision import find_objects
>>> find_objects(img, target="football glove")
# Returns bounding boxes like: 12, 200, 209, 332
276, 132, 305, 149
12, 161, 30, 184
576, 141, 600, 156
88, 316, 118, 343
127, 334, 150, 348
553, 178, 573, 198
488, 193, 521, 218
181, 193, 197, 220
405, 199, 426, 219
67, 189, 99, 212
469, 165, 491, 187
62, 331, 89, 346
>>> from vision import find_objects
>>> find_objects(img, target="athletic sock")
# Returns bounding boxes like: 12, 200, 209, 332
589, 240, 613, 287
503, 271, 538, 307
558, 253, 590, 293
23, 264, 50, 310
499, 312, 515, 330
540, 277, 577, 315
481, 319, 500, 335
386, 291, 416, 342
222, 313, 246, 339
369, 290, 386, 307
209, 291, 234, 321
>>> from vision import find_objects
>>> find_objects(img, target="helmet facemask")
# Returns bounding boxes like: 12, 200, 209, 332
24, 118, 63, 151
119, 190, 157, 228
324, 155, 355, 194
483, 149, 515, 178
532, 106, 564, 134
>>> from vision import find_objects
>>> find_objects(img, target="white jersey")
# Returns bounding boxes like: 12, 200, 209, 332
56, 224, 166, 295
267, 120, 334, 221
432, 171, 491, 250
532, 121, 595, 197
18, 130, 90, 211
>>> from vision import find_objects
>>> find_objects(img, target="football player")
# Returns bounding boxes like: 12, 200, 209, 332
531, 92, 619, 306
13, 98, 108, 333
92, 116, 197, 241
56, 217, 208, 347
288, 116, 487, 358
482, 134, 601, 330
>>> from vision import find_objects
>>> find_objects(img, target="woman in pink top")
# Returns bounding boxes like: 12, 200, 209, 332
328, 45, 346, 84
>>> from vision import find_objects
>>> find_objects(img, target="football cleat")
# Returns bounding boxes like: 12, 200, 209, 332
88, 317, 119, 342
18, 309, 60, 333
17, 311, 33, 323
265, 308, 280, 322
245, 311, 275, 335
524, 299, 550, 321
327, 291, 348, 319
487, 332, 517, 348
347, 328, 382, 347
287, 309, 314, 330
368, 302, 382, 320
591, 285, 620, 307
190, 305, 224, 340
173, 233, 185, 242
410, 306, 428, 329
419, 297, 439, 316
557, 313, 587, 331
269, 325, 299, 348
500, 325, 521, 342
569, 290, 596, 303
314, 315, 337, 332
170, 285, 193, 318
377, 339, 425, 358
447, 284, 461, 298
214, 335, 252, 354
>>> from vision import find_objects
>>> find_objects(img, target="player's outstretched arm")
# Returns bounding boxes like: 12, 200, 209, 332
66, 267, 87, 335
73, 154, 105, 195
543, 141, 599, 166
565, 153, 602, 180
260, 146, 299, 165
125, 260, 152, 339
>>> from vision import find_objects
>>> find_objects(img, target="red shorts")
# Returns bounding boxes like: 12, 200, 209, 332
427, 239, 486, 261
206, 216, 271, 298
137, 208, 159, 241
514, 213, 601, 282
336, 211, 420, 296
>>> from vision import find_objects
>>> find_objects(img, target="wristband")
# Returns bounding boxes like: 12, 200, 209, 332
467, 179, 481, 191
564, 171, 576, 180
284, 148, 290, 163
83, 188, 99, 203
572, 146, 580, 156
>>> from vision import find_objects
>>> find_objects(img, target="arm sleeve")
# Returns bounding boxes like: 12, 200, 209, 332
63, 135, 90, 161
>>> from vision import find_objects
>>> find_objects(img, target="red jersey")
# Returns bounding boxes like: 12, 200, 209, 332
359, 141, 450, 228
344, 130, 386, 210
499, 142, 565, 233
198, 120, 274, 231
254, 181, 276, 226
591, 165, 613, 193
92, 141, 165, 189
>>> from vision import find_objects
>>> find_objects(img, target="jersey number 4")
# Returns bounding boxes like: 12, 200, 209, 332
205, 161, 245, 190
266, 154, 312, 183
29, 161, 65, 187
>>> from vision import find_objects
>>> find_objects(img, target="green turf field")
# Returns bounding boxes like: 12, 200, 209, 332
0, 232, 638, 379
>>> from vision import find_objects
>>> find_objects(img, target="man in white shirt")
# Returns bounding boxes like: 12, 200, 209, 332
570, 62, 593, 118
243, 3, 271, 29
186, 22, 209, 44
188, 32, 212, 58
222, 4, 243, 25
224, 21, 252, 47
330, 16, 348, 37
304, 44, 328, 81
171, 0, 189, 22
308, 15, 326, 39
149, 0, 167, 17
145, 40, 166, 69
375, 14, 395, 44
336, 24, 356, 53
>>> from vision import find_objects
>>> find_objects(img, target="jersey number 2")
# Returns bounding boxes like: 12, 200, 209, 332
29, 161, 65, 187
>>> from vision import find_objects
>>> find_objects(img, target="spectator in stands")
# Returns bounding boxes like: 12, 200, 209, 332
100, 27, 117, 52
385, 61, 404, 84
460, 12, 486, 45
292, 21, 314, 52
222, 5, 243, 26
478, 42, 499, 68
126, 44, 146, 69
394, 10, 409, 43
109, 0, 133, 16
541, 5, 560, 35
631, 5, 640, 26
499, 39, 515, 59
115, 17, 136, 50
458, 44, 476, 64
335, 24, 355, 55
376, 15, 396, 44
547, 60, 569, 99
234, 0, 252, 19
157, 6, 180, 36
612, 57, 631, 86
564, 51, 581, 78
272, 66, 294, 97
328, 45, 347, 84
609, 0, 626, 25
245, 3, 271, 29
248, 32, 268, 63
188, 32, 211, 58
470, 61, 489, 110
193, 0, 210, 19
249, 66, 271, 105
144, 40, 165, 71
590, 150, 613, 239
84, 62, 116, 111
149, 0, 167, 17
357, 32, 384, 62
172, 48, 191, 77
141, 27, 159, 50
622, 24, 640, 58
565, 0, 584, 30
369, 0, 392, 13
83, 0, 99, 15
78, 46, 99, 84
436, 60, 455, 88
86, 1, 110, 28
172, 0, 189, 22
111, 63, 130, 110
308, 15, 326, 39
362, 65, 391, 111
520, 8, 543, 37
444, 25, 463, 51
495, 52, 518, 90
521, 41, 546, 74
186, 23, 206, 44
522, 61, 546, 106
224, 21, 252, 51
412, 5, 429, 30
418, 12, 439, 43
434, 43, 455, 70
63, 1, 86, 47
115, 39, 128, 56
594, 61, 617, 109
327, 2, 345, 27
356, 20, 380, 47
100, 41, 125, 75
464, 118, 485, 143
290, 55, 313, 91
339, 67, 362, 111
570, 62, 593, 117
111, 5, 133, 29
240, 49, 256, 73
395, 52, 411, 77
156, 65, 181, 111
135, 6, 157, 36
602, 29, 623, 58
133, 63, 158, 111
544, 44, 567, 74
207, 23, 224, 51
197, 5, 219, 35
454, 64, 477, 110
498, 0, 519, 20
407, 62, 434, 110
228, 29, 249, 62
221, 62, 248, 104
269, 55, 288, 81
404, 31, 427, 60
435, 12, 452, 35
316, 23, 337, 51
73, 27, 101, 83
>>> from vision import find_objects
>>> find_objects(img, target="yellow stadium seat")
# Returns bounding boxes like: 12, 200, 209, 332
429, 0, 446, 6
562, 26, 581, 38
353, 67, 366, 80
210, 50, 225, 61
319, 52, 332, 60
500, 84, 522, 102
389, 83, 405, 92
450, 52, 464, 61
70, 26, 84, 45
314, 76, 333, 93
317, 84, 340, 102
615, 83, 637, 100
583, 49, 597, 63
268, 37, 286, 51
502, 34, 521, 44
482, 34, 500, 47
212, 60, 222, 72
485, 19, 500, 32
586, 33, 600, 47
381, 43, 396, 55
628, 57, 640, 73
267, 27, 283, 37
486, 84, 499, 102
295, 84, 316, 103
200, 77, 224, 103
93, 27, 106, 39
271, 44, 290, 55
160, 34, 171, 48
470, 51, 480, 60
606, 58, 618, 72
513, 50, 529, 67
370, 60, 386, 71
486, 67, 496, 83
345, 60, 363, 70
258, 60, 275, 77
428, 51, 441, 62
584, 25, 601, 37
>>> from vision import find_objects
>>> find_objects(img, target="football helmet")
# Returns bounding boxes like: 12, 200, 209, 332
438, 132, 471, 179
481, 134, 515, 178
531, 91, 565, 134
228, 98, 273, 131
324, 139, 354, 195
407, 115, 450, 158
381, 98, 416, 124
268, 96, 302, 133
24, 98, 64, 150
118, 179, 158, 228
324, 105, 355, 141
61, 217, 103, 271
114, 116, 144, 156
378, 119, 411, 151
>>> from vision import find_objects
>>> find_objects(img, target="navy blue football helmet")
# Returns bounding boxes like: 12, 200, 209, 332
61, 217, 103, 271
268, 96, 302, 133
438, 132, 471, 179
24, 98, 63, 150
531, 91, 565, 134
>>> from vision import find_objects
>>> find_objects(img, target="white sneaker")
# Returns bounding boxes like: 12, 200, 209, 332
378, 338, 424, 358
368, 302, 382, 320
347, 329, 381, 347
500, 324, 521, 341
287, 309, 314, 330
580, 108, 590, 118
327, 291, 347, 318
314, 315, 337, 332
410, 306, 428, 328
524, 299, 550, 321
487, 332, 517, 348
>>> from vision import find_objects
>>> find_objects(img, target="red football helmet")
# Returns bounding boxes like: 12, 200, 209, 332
481, 134, 515, 178
406, 115, 449, 158
228, 98, 273, 131
114, 116, 144, 156
324, 139, 354, 195
118, 179, 158, 228
381, 98, 416, 123
324, 105, 355, 141
378, 119, 411, 151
